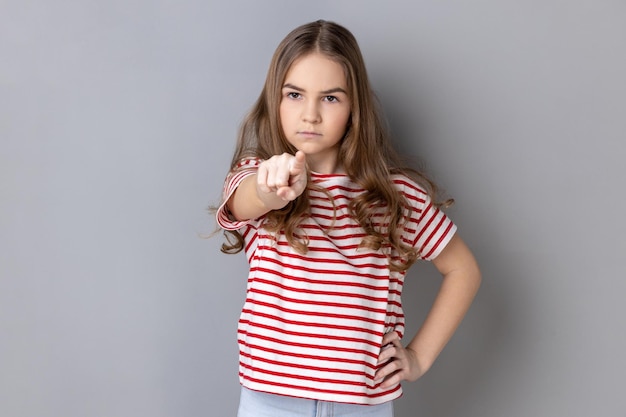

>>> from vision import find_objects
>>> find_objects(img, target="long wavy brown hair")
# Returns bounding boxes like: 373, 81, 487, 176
217, 20, 451, 271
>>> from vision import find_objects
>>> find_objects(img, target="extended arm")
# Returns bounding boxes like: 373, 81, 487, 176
227, 151, 307, 221
375, 233, 481, 386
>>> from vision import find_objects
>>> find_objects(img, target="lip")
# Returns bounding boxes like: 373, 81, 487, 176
297, 131, 322, 138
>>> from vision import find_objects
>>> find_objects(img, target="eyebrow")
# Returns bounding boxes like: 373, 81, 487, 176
282, 83, 348, 95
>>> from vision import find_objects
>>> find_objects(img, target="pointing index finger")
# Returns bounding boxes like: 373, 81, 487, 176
289, 151, 306, 175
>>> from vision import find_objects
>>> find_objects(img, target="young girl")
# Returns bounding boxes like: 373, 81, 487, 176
215, 20, 481, 417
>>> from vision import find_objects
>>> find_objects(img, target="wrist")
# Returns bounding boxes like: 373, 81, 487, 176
256, 187, 289, 211
406, 344, 434, 375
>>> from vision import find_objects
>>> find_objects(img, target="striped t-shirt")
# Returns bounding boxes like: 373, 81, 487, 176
217, 159, 456, 405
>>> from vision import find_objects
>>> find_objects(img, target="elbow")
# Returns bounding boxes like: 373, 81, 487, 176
470, 261, 482, 294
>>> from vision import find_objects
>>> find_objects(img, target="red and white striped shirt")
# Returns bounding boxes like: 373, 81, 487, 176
217, 159, 456, 405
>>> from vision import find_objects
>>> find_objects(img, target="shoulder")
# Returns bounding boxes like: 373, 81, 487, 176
391, 174, 430, 204
224, 157, 262, 186
234, 157, 262, 170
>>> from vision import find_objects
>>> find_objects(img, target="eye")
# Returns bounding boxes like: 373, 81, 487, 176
324, 96, 339, 103
286, 92, 301, 99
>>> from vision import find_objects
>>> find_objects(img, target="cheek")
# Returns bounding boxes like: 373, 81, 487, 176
279, 103, 290, 129
336, 108, 351, 132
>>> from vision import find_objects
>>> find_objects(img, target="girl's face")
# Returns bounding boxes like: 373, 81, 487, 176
279, 52, 351, 174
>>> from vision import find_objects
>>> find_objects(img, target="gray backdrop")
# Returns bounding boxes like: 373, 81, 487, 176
2, 1, 625, 416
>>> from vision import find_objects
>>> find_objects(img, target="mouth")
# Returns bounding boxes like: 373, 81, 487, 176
297, 131, 322, 137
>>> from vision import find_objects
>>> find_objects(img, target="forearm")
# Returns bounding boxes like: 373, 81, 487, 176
227, 152, 308, 221
375, 261, 480, 388
227, 174, 288, 221
407, 264, 481, 372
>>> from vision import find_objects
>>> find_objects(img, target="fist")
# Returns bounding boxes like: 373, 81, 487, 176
257, 151, 307, 201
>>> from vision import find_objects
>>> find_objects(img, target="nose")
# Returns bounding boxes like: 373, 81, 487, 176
301, 100, 321, 124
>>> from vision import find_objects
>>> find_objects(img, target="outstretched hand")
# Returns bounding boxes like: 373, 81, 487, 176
374, 331, 426, 388
257, 151, 307, 202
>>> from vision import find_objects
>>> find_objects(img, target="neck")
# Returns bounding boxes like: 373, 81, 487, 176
307, 156, 344, 174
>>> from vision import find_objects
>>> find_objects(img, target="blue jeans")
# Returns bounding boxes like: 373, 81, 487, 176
237, 387, 394, 417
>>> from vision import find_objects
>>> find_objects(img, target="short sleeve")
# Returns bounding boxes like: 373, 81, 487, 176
216, 158, 261, 231
395, 176, 457, 261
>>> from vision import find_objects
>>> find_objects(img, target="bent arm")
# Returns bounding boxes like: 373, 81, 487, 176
407, 233, 482, 372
